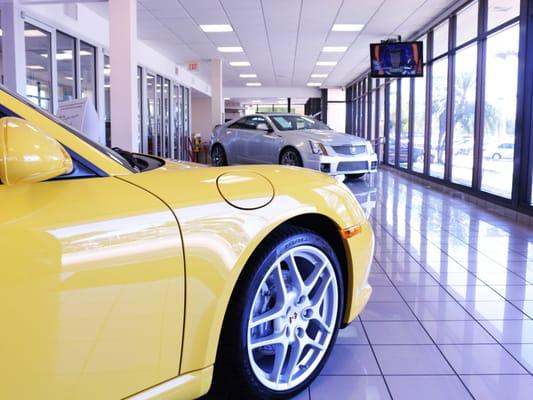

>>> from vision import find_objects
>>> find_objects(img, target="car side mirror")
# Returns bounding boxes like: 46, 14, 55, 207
256, 123, 273, 132
0, 117, 73, 186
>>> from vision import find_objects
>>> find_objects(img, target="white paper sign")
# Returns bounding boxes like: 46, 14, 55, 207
57, 98, 101, 143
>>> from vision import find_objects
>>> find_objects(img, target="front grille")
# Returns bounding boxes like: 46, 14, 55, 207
337, 161, 368, 172
332, 145, 367, 156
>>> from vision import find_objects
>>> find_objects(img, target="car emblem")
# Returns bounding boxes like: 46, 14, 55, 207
289, 312, 298, 324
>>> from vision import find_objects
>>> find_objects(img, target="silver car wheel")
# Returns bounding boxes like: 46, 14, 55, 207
246, 245, 339, 391
280, 150, 301, 166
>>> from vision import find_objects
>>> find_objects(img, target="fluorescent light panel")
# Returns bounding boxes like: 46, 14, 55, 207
332, 24, 364, 32
252, 100, 261, 103
239, 74, 257, 78
200, 24, 233, 32
24, 29, 46, 38
217, 46, 243, 53
230, 61, 251, 67
307, 82, 322, 87
311, 73, 328, 78
316, 61, 337, 66
27, 65, 45, 70
246, 82, 261, 86
323, 46, 347, 53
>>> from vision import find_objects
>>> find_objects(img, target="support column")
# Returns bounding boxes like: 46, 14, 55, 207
109, 0, 138, 151
211, 59, 224, 125
1, 0, 26, 94
287, 97, 291, 113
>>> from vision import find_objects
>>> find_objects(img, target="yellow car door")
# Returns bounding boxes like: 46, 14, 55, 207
0, 176, 185, 399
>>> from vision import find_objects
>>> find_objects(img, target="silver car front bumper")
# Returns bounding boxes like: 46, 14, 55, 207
303, 153, 379, 176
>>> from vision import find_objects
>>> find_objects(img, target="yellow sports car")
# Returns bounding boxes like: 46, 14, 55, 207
0, 86, 373, 400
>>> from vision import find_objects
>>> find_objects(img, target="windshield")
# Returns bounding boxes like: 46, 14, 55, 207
270, 115, 331, 131
2, 86, 138, 173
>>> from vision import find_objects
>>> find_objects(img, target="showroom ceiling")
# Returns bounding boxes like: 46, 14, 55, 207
90, 0, 459, 88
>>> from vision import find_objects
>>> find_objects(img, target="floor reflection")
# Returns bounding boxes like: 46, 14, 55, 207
296, 169, 533, 400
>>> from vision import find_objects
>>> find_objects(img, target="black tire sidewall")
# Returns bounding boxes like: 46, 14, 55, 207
280, 148, 303, 167
211, 144, 227, 166
230, 228, 344, 399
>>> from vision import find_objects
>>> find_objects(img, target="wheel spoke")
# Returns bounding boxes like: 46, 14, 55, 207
309, 274, 332, 307
250, 331, 286, 350
250, 306, 285, 329
312, 313, 333, 335
270, 341, 289, 383
271, 263, 288, 304
305, 261, 328, 295
284, 338, 305, 381
285, 252, 305, 294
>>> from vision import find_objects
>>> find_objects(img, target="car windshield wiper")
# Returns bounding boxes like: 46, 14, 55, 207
112, 147, 142, 172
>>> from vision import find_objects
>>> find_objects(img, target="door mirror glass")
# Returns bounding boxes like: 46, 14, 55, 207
256, 123, 270, 131
0, 117, 73, 186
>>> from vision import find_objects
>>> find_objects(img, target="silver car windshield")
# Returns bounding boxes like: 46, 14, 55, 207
270, 115, 331, 131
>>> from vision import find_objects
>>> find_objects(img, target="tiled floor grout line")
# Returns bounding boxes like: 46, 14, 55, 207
370, 254, 477, 400
358, 317, 395, 400
371, 217, 533, 378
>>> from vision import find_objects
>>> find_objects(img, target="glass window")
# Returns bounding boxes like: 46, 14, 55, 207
378, 84, 385, 162
488, 0, 520, 31
156, 75, 163, 156
173, 84, 182, 160
430, 57, 448, 179
451, 44, 477, 187
80, 41, 96, 109
137, 66, 142, 152
56, 31, 76, 102
163, 78, 171, 158
25, 23, 52, 111
146, 73, 156, 155
456, 2, 478, 46
103, 54, 111, 146
0, 11, 3, 84
387, 80, 397, 165
370, 89, 376, 141
412, 73, 426, 173
399, 78, 411, 168
481, 24, 519, 198
183, 87, 190, 140
432, 21, 449, 58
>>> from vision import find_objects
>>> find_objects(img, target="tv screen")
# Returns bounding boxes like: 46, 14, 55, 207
370, 41, 424, 78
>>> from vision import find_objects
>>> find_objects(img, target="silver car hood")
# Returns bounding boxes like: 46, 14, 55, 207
282, 129, 368, 146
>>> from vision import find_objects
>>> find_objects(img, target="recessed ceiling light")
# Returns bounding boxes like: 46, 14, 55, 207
217, 46, 243, 53
56, 52, 73, 61
27, 65, 45, 70
200, 24, 233, 33
316, 61, 337, 66
311, 73, 328, 78
0, 29, 3, 37
230, 61, 251, 67
277, 100, 288, 104
246, 82, 262, 86
24, 29, 46, 38
323, 46, 348, 53
307, 82, 322, 87
252, 100, 261, 103
80, 50, 92, 56
65, 76, 73, 80
239, 74, 257, 78
332, 24, 364, 32
224, 97, 230, 100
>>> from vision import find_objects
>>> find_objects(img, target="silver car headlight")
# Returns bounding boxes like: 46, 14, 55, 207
309, 140, 328, 155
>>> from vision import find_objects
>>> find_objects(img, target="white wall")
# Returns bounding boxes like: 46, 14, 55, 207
191, 97, 213, 142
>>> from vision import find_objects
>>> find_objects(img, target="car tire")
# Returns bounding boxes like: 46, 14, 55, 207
209, 226, 344, 400
211, 144, 228, 166
279, 148, 303, 167
346, 173, 365, 180
492, 153, 501, 161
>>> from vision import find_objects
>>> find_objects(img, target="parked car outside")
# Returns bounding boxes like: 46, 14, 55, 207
210, 113, 378, 179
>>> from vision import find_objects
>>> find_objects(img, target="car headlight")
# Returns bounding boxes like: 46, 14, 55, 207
309, 140, 328, 155
366, 142, 375, 154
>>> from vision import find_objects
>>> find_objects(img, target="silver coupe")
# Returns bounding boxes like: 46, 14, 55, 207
209, 113, 378, 178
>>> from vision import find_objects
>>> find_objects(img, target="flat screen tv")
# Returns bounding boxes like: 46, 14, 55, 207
370, 41, 424, 78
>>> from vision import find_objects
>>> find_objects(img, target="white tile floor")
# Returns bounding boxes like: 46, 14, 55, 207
293, 169, 533, 400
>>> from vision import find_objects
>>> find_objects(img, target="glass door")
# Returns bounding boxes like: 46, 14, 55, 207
163, 78, 171, 158
155, 75, 163, 157
146, 73, 156, 155
173, 84, 182, 160
183, 87, 190, 160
